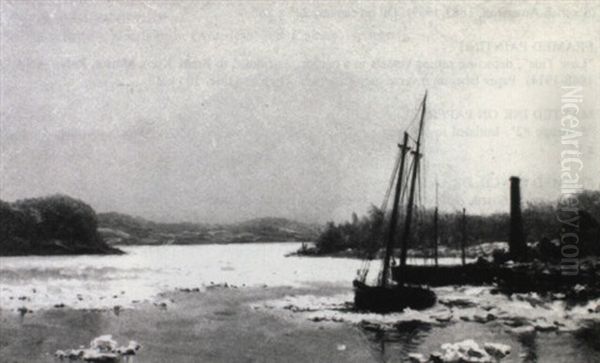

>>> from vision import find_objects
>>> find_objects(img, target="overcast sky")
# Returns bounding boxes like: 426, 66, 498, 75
1, 1, 598, 223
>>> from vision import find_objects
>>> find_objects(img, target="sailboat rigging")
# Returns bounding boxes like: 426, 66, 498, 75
353, 92, 436, 313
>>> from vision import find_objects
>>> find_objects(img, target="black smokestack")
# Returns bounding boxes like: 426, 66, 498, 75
509, 176, 527, 260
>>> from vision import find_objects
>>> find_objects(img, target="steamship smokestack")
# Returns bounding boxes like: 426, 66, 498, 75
509, 176, 527, 260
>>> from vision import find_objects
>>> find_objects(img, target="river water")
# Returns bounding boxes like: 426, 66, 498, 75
0, 243, 354, 309
0, 243, 461, 310
1, 243, 599, 362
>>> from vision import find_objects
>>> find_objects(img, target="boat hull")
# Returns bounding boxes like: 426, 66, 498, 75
353, 280, 436, 313
391, 264, 497, 286
391, 263, 599, 293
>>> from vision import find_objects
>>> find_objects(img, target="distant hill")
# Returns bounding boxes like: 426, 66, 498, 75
1, 195, 122, 256
97, 213, 320, 245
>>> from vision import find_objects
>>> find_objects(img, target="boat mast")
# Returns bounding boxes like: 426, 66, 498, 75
398, 91, 427, 284
380, 132, 410, 287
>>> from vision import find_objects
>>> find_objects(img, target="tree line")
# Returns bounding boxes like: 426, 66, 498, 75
0, 194, 120, 255
314, 190, 600, 257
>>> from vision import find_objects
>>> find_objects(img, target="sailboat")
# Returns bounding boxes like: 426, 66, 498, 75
353, 92, 436, 313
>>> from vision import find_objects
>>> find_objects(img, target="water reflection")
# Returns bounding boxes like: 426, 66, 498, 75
363, 319, 600, 363
574, 321, 600, 353
363, 321, 432, 363
517, 330, 538, 362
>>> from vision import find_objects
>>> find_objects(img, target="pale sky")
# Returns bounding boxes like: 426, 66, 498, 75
1, 1, 598, 223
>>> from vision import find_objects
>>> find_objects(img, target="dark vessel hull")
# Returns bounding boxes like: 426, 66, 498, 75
353, 280, 436, 313
391, 264, 498, 286
392, 263, 600, 294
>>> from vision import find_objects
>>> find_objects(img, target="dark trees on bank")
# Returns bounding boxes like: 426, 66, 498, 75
315, 190, 600, 256
316, 206, 384, 256
0, 195, 120, 255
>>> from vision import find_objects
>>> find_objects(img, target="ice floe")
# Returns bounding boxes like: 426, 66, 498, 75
255, 286, 600, 335
55, 334, 141, 362
409, 339, 511, 362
